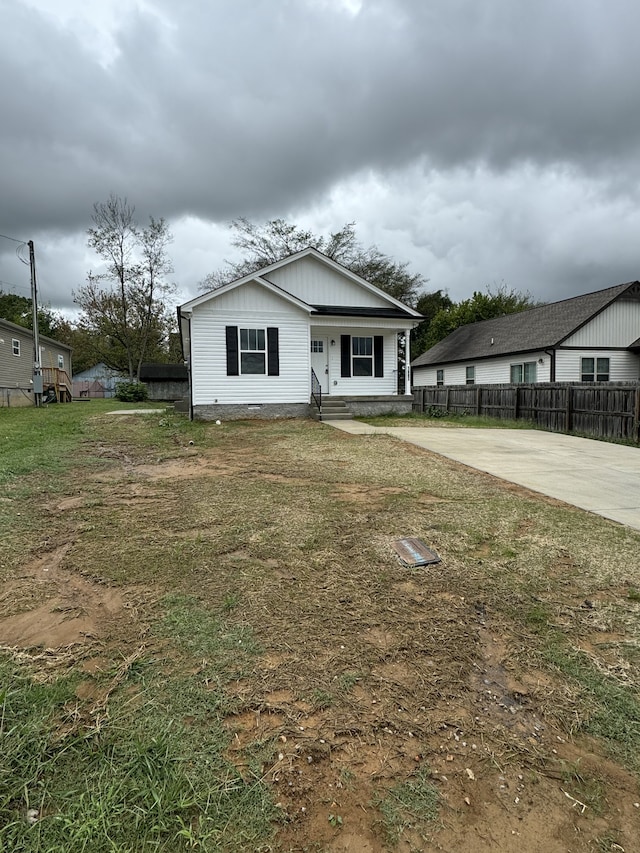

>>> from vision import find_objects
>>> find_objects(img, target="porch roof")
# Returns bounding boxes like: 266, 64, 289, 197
311, 305, 420, 319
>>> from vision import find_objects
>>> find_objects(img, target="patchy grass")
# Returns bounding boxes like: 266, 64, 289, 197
1, 406, 640, 850
359, 410, 536, 429
374, 769, 440, 845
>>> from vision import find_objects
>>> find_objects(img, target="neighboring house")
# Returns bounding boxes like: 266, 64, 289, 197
72, 363, 122, 398
0, 318, 72, 407
178, 247, 422, 420
139, 363, 188, 401
412, 281, 640, 387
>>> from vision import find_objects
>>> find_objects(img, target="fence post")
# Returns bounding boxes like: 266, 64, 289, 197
476, 386, 481, 415
514, 386, 520, 421
445, 387, 450, 412
634, 385, 640, 443
565, 385, 573, 433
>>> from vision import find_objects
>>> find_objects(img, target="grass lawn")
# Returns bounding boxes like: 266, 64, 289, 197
1, 401, 639, 851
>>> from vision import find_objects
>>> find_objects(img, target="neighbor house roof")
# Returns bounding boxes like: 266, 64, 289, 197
412, 281, 640, 368
139, 363, 188, 381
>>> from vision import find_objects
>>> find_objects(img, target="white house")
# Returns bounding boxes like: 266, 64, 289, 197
412, 281, 640, 387
178, 248, 422, 420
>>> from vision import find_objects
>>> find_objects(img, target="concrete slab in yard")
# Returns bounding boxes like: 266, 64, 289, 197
325, 421, 640, 532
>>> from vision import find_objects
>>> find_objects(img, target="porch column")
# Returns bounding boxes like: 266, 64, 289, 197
404, 327, 411, 395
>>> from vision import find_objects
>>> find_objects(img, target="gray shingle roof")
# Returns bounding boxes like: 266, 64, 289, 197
411, 282, 639, 368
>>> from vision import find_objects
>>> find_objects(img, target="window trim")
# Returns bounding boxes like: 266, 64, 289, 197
510, 361, 536, 384
239, 327, 266, 375
57, 354, 64, 369
436, 369, 444, 387
581, 356, 609, 382
352, 335, 373, 377
465, 366, 475, 385
12, 338, 21, 357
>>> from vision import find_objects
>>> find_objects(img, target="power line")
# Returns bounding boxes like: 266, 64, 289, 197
0, 232, 27, 244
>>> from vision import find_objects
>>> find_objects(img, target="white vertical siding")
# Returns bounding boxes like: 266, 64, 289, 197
562, 299, 640, 347
268, 256, 391, 308
555, 349, 640, 381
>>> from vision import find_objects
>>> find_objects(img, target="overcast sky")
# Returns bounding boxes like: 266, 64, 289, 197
1, 0, 639, 315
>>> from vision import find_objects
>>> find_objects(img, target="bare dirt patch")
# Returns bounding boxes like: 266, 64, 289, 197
0, 544, 145, 649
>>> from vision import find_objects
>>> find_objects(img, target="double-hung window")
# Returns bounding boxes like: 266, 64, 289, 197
510, 362, 536, 383
581, 357, 609, 382
436, 369, 444, 386
57, 354, 65, 369
12, 339, 21, 356
240, 328, 266, 374
465, 366, 475, 385
352, 336, 373, 377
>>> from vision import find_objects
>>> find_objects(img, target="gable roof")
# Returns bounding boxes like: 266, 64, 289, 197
412, 281, 640, 368
179, 246, 422, 317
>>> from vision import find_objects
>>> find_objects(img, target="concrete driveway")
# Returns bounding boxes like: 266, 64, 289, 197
326, 421, 640, 532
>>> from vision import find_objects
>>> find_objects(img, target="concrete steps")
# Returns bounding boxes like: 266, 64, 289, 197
314, 398, 354, 421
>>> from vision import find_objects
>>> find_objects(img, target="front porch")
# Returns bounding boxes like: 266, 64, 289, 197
310, 389, 414, 421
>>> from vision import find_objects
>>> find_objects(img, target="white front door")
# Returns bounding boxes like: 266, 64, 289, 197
310, 337, 329, 393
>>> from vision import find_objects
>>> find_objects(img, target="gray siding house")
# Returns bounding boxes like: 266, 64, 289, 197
412, 281, 640, 387
1, 318, 72, 407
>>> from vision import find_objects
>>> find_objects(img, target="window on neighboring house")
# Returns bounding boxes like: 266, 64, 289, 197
510, 362, 536, 383
436, 369, 444, 386
352, 336, 373, 376
12, 339, 20, 356
465, 366, 475, 385
57, 354, 64, 369
240, 328, 266, 374
581, 357, 609, 382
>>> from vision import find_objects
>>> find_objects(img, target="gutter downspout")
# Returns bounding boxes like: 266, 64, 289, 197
544, 349, 556, 382
177, 307, 193, 421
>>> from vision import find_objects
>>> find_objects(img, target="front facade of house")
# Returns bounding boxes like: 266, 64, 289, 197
178, 249, 421, 420
0, 318, 72, 407
412, 281, 640, 388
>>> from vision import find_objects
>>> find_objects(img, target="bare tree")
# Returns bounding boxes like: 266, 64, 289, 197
74, 195, 175, 378
199, 218, 426, 307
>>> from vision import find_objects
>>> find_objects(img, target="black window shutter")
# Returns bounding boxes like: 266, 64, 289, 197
374, 335, 384, 377
267, 327, 279, 376
341, 335, 351, 377
226, 326, 239, 376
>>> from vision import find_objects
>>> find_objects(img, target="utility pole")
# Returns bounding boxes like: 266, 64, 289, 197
28, 240, 43, 407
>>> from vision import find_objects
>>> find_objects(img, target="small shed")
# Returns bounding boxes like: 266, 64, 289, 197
139, 363, 189, 401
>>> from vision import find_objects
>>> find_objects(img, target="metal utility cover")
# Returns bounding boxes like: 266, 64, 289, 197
392, 537, 441, 567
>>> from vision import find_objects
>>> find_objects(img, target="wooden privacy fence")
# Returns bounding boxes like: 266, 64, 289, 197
413, 382, 640, 443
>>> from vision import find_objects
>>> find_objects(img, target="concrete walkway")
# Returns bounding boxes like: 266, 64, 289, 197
324, 420, 640, 532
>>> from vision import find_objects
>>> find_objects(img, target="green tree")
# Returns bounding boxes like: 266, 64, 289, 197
411, 289, 454, 360
424, 284, 542, 350
74, 195, 176, 379
200, 218, 426, 307
0, 291, 67, 340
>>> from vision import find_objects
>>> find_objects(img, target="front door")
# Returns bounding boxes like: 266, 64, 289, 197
310, 337, 329, 393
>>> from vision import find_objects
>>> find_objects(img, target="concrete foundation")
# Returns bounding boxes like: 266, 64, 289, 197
0, 387, 34, 408
345, 396, 414, 417
193, 402, 312, 421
